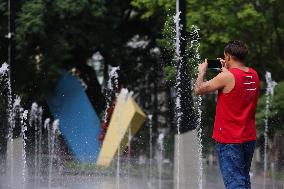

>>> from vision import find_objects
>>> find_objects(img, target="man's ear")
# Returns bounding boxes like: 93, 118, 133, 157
227, 55, 231, 61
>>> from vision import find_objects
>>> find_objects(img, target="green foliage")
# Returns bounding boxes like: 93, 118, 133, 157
163, 65, 176, 82
131, 0, 174, 19
0, 0, 171, 119
157, 14, 176, 83
1, 0, 143, 105
188, 0, 284, 81
134, 0, 284, 136
135, 0, 284, 80
0, 0, 284, 156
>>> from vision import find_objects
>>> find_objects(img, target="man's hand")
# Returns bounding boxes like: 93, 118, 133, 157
194, 59, 208, 96
217, 58, 230, 72
198, 59, 208, 75
194, 59, 232, 96
217, 58, 227, 69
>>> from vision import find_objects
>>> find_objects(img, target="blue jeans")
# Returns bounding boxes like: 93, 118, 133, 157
216, 141, 256, 189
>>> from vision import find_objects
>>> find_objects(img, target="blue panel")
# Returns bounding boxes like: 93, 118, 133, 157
46, 71, 101, 163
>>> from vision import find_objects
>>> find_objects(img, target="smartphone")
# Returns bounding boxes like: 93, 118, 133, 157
207, 59, 222, 69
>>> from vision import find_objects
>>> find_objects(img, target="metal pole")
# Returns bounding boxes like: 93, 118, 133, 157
7, 0, 15, 98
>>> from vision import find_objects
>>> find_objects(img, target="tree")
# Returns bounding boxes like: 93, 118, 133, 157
13, 0, 107, 113
0, 0, 174, 159
132, 0, 284, 159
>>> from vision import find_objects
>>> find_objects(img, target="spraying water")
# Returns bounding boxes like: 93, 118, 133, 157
174, 7, 182, 189
148, 114, 153, 189
103, 67, 120, 123
0, 63, 66, 188
189, 25, 203, 189
174, 3, 204, 185
116, 89, 132, 189
157, 130, 165, 189
127, 127, 132, 189
195, 97, 203, 189
44, 118, 52, 188
12, 96, 28, 189
20, 107, 28, 189
29, 102, 44, 188
101, 66, 121, 189
0, 63, 9, 74
0, 63, 13, 186
38, 106, 43, 183
263, 71, 277, 189
48, 119, 60, 189
0, 65, 33, 188
9, 96, 20, 189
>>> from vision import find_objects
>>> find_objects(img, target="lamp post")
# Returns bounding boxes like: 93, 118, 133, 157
7, 0, 15, 98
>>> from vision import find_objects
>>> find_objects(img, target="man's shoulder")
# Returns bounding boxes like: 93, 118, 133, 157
218, 69, 234, 81
248, 67, 260, 80
249, 67, 259, 74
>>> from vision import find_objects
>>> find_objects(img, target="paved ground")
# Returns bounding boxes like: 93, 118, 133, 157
204, 164, 284, 189
0, 164, 283, 189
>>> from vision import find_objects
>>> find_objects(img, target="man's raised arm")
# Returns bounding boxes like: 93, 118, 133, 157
194, 60, 231, 96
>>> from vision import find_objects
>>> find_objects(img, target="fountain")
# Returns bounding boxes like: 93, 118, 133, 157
115, 89, 133, 189
0, 0, 206, 188
148, 114, 153, 189
0, 63, 14, 188
48, 119, 60, 189
174, 2, 184, 188
1, 44, 197, 189
29, 102, 44, 188
1, 88, 30, 189
0, 63, 64, 189
189, 25, 203, 189
102, 66, 121, 189
2, 0, 283, 187
127, 126, 132, 189
263, 71, 277, 189
44, 118, 52, 187
11, 96, 27, 189
20, 104, 28, 189
157, 130, 165, 189
174, 0, 204, 187
12, 97, 28, 189
103, 67, 120, 124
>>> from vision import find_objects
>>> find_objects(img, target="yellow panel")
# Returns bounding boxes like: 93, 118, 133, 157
96, 89, 146, 167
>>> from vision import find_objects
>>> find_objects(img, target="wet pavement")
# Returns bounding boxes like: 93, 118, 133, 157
0, 164, 283, 189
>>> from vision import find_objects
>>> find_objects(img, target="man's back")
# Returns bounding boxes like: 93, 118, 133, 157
213, 67, 260, 143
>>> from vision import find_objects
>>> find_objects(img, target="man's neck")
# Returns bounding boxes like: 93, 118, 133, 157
228, 61, 247, 70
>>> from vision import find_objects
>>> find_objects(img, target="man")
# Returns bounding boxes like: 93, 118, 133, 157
194, 40, 260, 189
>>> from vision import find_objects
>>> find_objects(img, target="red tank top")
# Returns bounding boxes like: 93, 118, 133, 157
213, 67, 260, 143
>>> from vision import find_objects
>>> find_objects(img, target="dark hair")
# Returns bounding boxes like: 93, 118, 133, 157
224, 40, 248, 62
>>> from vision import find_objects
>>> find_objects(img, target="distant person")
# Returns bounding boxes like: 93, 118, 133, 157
194, 40, 260, 189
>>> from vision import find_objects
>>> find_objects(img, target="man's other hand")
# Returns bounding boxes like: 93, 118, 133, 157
217, 58, 226, 68
198, 59, 208, 75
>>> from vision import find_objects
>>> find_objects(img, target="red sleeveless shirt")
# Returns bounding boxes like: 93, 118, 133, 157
213, 67, 260, 143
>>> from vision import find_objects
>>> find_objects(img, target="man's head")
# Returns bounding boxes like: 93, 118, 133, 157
224, 40, 248, 66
